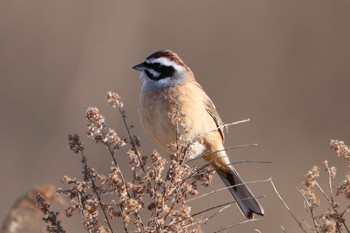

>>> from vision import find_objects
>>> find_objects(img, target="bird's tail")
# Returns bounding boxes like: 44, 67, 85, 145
216, 166, 264, 218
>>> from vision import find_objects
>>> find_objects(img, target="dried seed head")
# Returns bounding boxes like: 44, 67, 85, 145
319, 215, 337, 233
324, 160, 337, 179
304, 166, 320, 187
103, 128, 126, 149
68, 134, 84, 153
301, 166, 320, 207
330, 139, 350, 159
106, 91, 123, 108
86, 107, 105, 142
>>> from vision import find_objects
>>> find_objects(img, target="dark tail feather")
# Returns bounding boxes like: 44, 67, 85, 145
217, 167, 264, 218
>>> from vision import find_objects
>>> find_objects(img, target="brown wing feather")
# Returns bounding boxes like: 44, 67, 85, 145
206, 100, 225, 142
194, 82, 225, 142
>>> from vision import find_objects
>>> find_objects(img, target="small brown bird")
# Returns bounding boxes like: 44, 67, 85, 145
133, 50, 264, 218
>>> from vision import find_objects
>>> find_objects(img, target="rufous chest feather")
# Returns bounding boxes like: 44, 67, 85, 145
139, 82, 220, 150
139, 86, 183, 147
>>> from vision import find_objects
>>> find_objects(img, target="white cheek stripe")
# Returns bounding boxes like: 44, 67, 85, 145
147, 57, 185, 73
140, 73, 171, 90
148, 68, 160, 77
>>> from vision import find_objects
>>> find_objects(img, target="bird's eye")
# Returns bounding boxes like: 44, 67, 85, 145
152, 63, 161, 69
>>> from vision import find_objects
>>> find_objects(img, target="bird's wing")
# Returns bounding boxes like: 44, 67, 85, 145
194, 82, 225, 142
205, 98, 225, 142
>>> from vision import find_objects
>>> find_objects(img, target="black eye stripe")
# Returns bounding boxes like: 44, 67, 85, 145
145, 70, 160, 81
143, 62, 153, 69
144, 62, 162, 71
144, 62, 175, 80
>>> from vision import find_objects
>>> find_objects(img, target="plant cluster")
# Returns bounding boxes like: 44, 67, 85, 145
299, 140, 350, 233
56, 92, 221, 233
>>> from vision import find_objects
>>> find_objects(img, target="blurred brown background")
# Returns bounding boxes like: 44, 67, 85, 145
1, 0, 350, 232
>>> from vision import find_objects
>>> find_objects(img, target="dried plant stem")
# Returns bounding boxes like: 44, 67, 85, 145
36, 194, 65, 233
59, 93, 267, 232
76, 192, 94, 233
165, 166, 200, 198
102, 131, 128, 186
230, 160, 273, 165
105, 112, 145, 230
297, 188, 319, 233
315, 181, 332, 206
315, 182, 342, 233
172, 196, 264, 229
184, 178, 270, 204
190, 143, 260, 163
341, 205, 350, 217
325, 162, 335, 204
199, 144, 259, 160
203, 204, 231, 222
280, 225, 287, 233
315, 181, 350, 233
191, 196, 265, 219
116, 109, 147, 231
198, 152, 271, 170
223, 118, 251, 127
105, 144, 145, 232
342, 212, 350, 233
342, 222, 350, 233
199, 119, 251, 140
80, 152, 116, 233
181, 204, 231, 230
190, 143, 258, 163
213, 218, 262, 233
162, 201, 177, 223
117, 106, 145, 171
302, 219, 315, 231
269, 179, 308, 233
323, 162, 350, 232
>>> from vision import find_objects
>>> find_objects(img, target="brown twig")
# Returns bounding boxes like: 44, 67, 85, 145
297, 188, 319, 233
181, 204, 231, 229
197, 118, 251, 140
80, 152, 116, 233
269, 179, 308, 233
191, 196, 265, 219
184, 178, 270, 204
36, 194, 65, 233
213, 218, 262, 233
280, 225, 287, 233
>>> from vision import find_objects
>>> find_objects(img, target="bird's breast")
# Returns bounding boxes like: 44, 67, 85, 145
139, 82, 221, 153
139, 86, 179, 149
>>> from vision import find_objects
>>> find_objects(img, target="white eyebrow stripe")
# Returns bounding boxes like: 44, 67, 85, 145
147, 57, 185, 73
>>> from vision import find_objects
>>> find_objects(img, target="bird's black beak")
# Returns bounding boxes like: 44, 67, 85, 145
132, 62, 146, 71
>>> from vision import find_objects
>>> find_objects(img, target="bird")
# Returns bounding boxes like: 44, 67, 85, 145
132, 50, 264, 219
